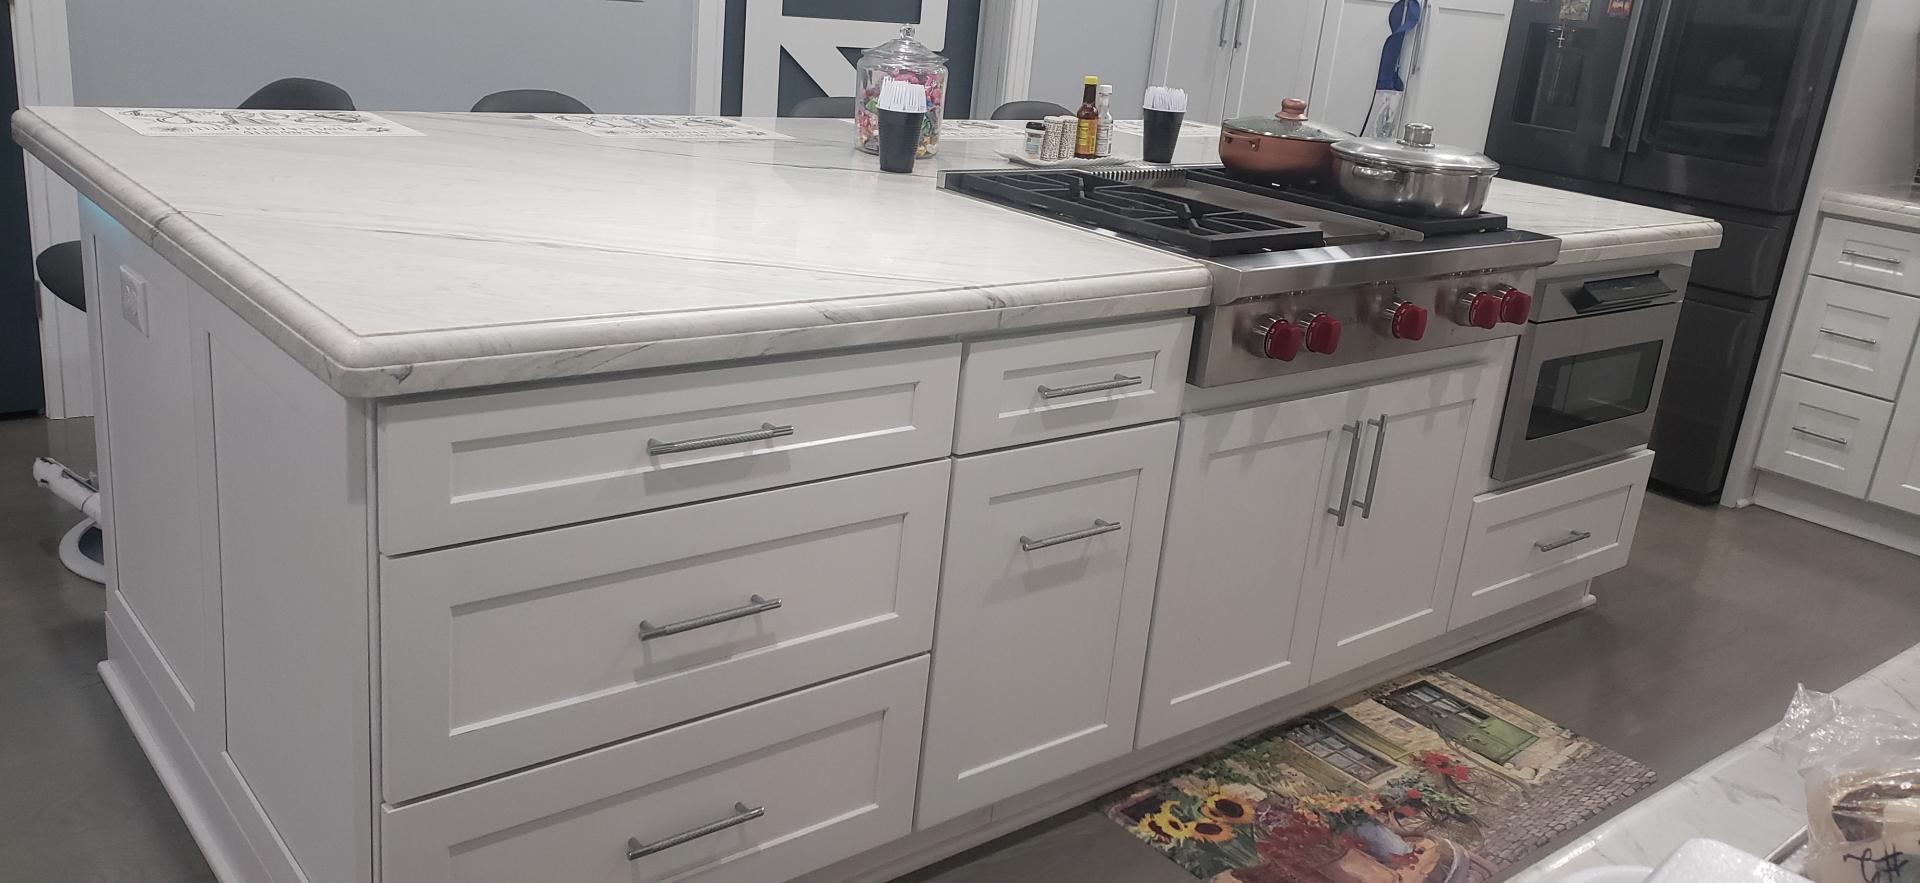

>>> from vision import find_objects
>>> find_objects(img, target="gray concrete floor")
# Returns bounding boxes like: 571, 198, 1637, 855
4, 413, 1919, 882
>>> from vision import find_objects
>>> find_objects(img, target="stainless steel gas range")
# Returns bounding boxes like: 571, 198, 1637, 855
940, 167, 1562, 388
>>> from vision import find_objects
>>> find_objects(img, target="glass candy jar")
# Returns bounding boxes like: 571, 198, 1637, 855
854, 25, 947, 157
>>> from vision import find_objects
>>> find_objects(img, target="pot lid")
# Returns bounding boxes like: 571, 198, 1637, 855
1222, 98, 1350, 142
1332, 123, 1500, 174
860, 25, 947, 67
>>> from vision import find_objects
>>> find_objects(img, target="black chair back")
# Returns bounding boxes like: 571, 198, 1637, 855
471, 89, 595, 114
239, 77, 355, 111
788, 96, 857, 118
991, 100, 1071, 121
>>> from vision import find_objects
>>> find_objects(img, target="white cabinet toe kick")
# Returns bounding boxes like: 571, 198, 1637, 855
85, 211, 1657, 883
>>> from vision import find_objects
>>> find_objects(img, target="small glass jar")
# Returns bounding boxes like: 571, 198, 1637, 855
854, 25, 947, 157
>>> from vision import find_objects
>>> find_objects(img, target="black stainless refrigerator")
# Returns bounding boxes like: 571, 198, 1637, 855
1485, 0, 1857, 502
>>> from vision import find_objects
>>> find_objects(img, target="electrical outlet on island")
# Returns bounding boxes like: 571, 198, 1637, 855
118, 265, 148, 336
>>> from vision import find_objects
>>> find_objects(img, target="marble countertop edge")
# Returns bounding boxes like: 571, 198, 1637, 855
1821, 188, 1920, 231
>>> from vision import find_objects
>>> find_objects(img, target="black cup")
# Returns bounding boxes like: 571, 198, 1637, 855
878, 109, 924, 174
1141, 109, 1185, 164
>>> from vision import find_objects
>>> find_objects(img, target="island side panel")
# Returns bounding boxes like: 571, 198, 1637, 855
86, 204, 377, 883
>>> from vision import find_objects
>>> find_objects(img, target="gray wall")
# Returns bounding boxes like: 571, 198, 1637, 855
67, 0, 698, 113
1025, 0, 1158, 112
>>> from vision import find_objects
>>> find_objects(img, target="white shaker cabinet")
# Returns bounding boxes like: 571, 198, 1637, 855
1870, 350, 1920, 516
917, 422, 1177, 827
1134, 390, 1348, 749
1313, 360, 1502, 680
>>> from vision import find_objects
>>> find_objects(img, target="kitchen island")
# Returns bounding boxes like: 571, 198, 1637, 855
14, 109, 1718, 883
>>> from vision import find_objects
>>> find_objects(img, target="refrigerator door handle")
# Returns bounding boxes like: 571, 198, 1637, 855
1625, 0, 1676, 154
1599, 0, 1652, 150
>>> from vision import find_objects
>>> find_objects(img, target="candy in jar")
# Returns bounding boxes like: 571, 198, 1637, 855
854, 25, 948, 158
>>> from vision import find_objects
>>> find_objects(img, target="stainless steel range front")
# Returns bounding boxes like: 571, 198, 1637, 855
941, 166, 1563, 388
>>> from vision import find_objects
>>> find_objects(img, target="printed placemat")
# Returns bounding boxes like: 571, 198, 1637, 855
101, 108, 423, 137
535, 114, 793, 141
1103, 670, 1657, 883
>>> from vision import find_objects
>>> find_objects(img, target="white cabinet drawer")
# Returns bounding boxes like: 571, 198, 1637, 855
1757, 375, 1894, 498
1782, 275, 1920, 400
380, 462, 948, 801
954, 317, 1191, 454
1450, 450, 1653, 629
382, 657, 927, 883
1812, 217, 1920, 296
919, 422, 1176, 827
377, 345, 960, 553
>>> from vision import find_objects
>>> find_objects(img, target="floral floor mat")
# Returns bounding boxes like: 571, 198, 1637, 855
1102, 670, 1656, 883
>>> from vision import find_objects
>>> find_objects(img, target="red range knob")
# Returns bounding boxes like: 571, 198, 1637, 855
1385, 301, 1429, 341
1497, 287, 1534, 325
1256, 315, 1305, 361
1304, 312, 1342, 354
1458, 291, 1502, 329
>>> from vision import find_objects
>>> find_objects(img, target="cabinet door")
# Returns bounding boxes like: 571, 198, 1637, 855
1781, 275, 1920, 400
1314, 360, 1502, 681
1870, 355, 1920, 516
1135, 391, 1351, 749
1757, 375, 1893, 499
1402, 0, 1510, 153
1309, 0, 1393, 136
1152, 0, 1242, 122
918, 423, 1176, 828
1222, 0, 1327, 120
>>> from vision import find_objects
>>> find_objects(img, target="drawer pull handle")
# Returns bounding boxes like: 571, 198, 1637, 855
1842, 248, 1905, 266
1037, 374, 1145, 400
1355, 414, 1388, 519
626, 802, 765, 861
1020, 519, 1123, 552
638, 596, 783, 641
1791, 426, 1849, 447
1535, 530, 1594, 553
647, 423, 794, 456
1817, 327, 1880, 346
1328, 421, 1363, 527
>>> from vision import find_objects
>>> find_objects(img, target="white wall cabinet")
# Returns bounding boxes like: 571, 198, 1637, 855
1154, 0, 1511, 149
1138, 356, 1501, 746
917, 422, 1176, 827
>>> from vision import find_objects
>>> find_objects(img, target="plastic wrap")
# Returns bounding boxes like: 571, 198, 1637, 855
1773, 686, 1920, 882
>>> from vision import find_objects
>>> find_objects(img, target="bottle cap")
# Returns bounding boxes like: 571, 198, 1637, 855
1027, 121, 1045, 130
1084, 76, 1099, 85
1098, 85, 1114, 95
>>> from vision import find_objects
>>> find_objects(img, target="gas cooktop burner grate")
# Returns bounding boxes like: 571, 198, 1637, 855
1179, 168, 1510, 237
948, 170, 1325, 257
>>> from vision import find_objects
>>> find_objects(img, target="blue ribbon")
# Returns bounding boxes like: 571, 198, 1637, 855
1376, 0, 1423, 91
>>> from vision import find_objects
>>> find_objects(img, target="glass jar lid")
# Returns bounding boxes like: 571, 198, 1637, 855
1222, 98, 1351, 142
1331, 123, 1500, 174
860, 25, 947, 69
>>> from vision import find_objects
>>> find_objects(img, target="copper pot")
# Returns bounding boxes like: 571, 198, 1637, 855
1219, 98, 1351, 183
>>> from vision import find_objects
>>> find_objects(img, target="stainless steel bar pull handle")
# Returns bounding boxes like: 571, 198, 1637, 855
648, 423, 794, 456
1355, 414, 1388, 519
1842, 248, 1905, 266
1020, 519, 1123, 552
1791, 426, 1849, 447
1818, 327, 1880, 346
1535, 530, 1593, 553
638, 596, 782, 641
1037, 374, 1145, 400
627, 803, 765, 861
1219, 0, 1237, 45
1328, 421, 1362, 527
1600, 0, 1651, 149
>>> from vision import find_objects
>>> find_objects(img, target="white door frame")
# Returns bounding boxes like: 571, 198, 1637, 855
693, 0, 724, 114
12, 0, 87, 417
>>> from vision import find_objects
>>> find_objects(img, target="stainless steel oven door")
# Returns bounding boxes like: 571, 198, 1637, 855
1493, 301, 1681, 484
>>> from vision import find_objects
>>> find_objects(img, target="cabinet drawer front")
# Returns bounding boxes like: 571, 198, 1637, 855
919, 422, 1176, 827
1451, 450, 1653, 629
1812, 217, 1920, 296
378, 344, 960, 553
954, 317, 1191, 454
1782, 276, 1920, 400
383, 657, 927, 883
1757, 375, 1894, 498
381, 463, 949, 801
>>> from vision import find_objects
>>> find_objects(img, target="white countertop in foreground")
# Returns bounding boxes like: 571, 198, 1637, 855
1509, 642, 1920, 882
15, 109, 1718, 397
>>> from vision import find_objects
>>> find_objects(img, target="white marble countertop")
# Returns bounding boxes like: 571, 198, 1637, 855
14, 109, 1718, 397
1823, 187, 1920, 231
1508, 642, 1920, 882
